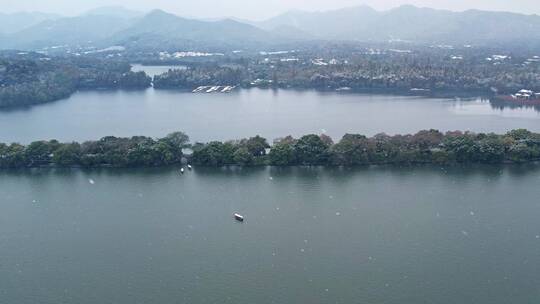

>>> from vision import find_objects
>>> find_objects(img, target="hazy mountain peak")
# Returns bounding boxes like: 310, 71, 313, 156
145, 9, 176, 18
0, 11, 61, 34
336, 4, 377, 13
388, 4, 445, 14
392, 4, 420, 10
84, 6, 143, 19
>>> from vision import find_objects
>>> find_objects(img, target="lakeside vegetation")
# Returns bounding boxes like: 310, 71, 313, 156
0, 54, 151, 108
3, 42, 540, 108
1, 129, 540, 169
151, 45, 540, 95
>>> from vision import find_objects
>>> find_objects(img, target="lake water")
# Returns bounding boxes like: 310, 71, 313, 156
3, 67, 540, 303
0, 88, 539, 144
2, 165, 540, 304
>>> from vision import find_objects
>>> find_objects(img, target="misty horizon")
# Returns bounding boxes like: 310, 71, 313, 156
0, 0, 539, 21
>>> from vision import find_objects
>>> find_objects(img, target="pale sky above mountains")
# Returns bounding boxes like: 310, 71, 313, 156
0, 0, 538, 20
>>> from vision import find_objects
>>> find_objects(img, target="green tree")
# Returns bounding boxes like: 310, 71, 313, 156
162, 132, 190, 151
233, 147, 254, 165
506, 129, 532, 141
0, 143, 25, 168
269, 140, 296, 166
508, 143, 532, 162
24, 141, 54, 166
442, 133, 477, 162
331, 134, 369, 165
243, 135, 270, 156
52, 143, 81, 166
192, 141, 236, 166
293, 134, 331, 165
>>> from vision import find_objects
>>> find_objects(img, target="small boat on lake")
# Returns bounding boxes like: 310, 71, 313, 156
221, 86, 236, 93
206, 86, 220, 93
187, 164, 192, 170
180, 168, 185, 174
192, 85, 235, 93
192, 86, 210, 93
234, 213, 244, 222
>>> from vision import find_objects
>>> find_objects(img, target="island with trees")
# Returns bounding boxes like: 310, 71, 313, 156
1, 129, 539, 169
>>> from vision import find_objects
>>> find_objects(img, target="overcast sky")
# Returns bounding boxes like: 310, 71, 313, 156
1, 0, 539, 20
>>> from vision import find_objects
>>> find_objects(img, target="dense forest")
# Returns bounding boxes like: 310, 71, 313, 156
152, 50, 540, 95
153, 66, 243, 89
0, 54, 151, 107
2, 44, 540, 107
1, 129, 539, 169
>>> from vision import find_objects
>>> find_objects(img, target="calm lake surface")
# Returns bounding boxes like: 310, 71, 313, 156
2, 66, 540, 303
2, 165, 540, 304
0, 88, 539, 144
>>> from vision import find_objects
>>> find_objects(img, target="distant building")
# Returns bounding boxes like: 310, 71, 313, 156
519, 89, 533, 95
512, 89, 539, 100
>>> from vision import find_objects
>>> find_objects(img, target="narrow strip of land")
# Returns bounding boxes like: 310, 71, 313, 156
1, 129, 538, 169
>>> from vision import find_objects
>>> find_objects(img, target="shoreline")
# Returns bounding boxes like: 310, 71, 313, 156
2, 159, 539, 171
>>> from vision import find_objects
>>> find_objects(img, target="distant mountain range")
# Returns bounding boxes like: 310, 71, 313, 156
8, 15, 133, 49
0, 8, 281, 50
255, 5, 540, 45
1, 5, 540, 51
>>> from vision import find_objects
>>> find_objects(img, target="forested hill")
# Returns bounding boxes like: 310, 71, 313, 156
0, 54, 151, 108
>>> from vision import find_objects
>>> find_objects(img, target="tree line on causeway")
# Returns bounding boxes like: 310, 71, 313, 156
1, 129, 540, 169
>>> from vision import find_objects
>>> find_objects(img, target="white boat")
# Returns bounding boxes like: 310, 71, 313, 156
234, 213, 244, 222
192, 86, 208, 93
206, 86, 220, 93
180, 168, 185, 174
221, 86, 235, 93
187, 164, 192, 170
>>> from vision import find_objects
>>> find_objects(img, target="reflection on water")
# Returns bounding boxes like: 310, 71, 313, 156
489, 98, 540, 113
450, 98, 540, 118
